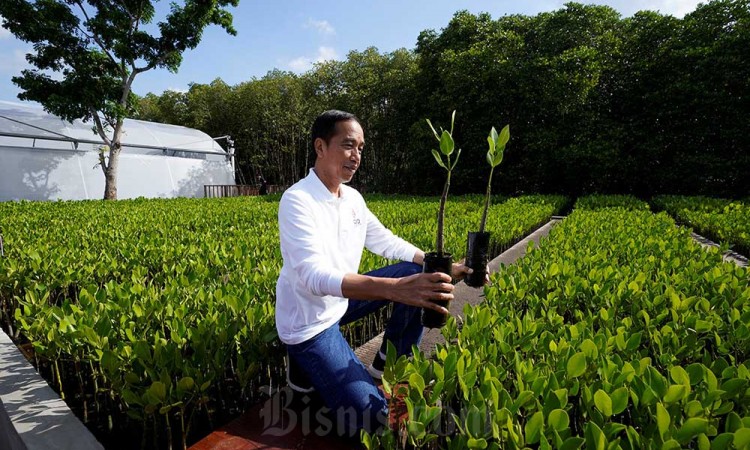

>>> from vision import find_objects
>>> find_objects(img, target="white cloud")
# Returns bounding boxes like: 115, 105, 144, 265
287, 46, 339, 72
588, 0, 702, 18
658, 0, 702, 17
316, 46, 338, 61
304, 18, 335, 35
288, 56, 312, 72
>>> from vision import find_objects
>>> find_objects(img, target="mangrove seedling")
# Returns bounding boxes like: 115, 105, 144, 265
426, 110, 462, 256
465, 124, 509, 287
422, 111, 461, 328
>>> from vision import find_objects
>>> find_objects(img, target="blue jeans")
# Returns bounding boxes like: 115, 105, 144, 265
286, 261, 423, 435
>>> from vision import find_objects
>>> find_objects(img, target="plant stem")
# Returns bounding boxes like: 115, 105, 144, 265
479, 166, 495, 233
180, 407, 187, 450
436, 171, 451, 255
165, 412, 173, 450
54, 358, 65, 400
89, 361, 101, 415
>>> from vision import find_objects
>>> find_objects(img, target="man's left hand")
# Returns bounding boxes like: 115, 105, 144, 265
451, 261, 490, 285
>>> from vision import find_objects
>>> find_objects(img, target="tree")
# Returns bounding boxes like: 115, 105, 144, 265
0, 0, 239, 199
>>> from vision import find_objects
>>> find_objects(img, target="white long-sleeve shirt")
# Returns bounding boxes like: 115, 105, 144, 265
275, 169, 420, 345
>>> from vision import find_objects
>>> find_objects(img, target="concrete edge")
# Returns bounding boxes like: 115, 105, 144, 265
0, 328, 104, 450
690, 232, 749, 268
0, 396, 27, 450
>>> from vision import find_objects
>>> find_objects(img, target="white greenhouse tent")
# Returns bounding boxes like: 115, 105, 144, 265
0, 101, 235, 201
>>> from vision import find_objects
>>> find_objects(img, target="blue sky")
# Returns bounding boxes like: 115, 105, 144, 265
0, 0, 701, 104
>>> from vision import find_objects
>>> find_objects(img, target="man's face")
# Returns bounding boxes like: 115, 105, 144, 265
315, 119, 364, 185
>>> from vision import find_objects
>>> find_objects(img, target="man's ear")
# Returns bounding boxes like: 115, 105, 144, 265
314, 137, 326, 158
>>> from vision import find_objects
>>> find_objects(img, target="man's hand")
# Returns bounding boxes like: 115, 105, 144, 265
387, 272, 453, 315
452, 261, 491, 285
451, 262, 472, 281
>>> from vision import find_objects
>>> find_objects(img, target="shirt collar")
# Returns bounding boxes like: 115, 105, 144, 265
307, 168, 345, 202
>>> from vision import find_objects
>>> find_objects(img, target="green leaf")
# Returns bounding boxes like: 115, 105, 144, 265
425, 118, 440, 141
670, 366, 691, 387
451, 148, 462, 170
440, 130, 454, 156
121, 389, 141, 406
686, 364, 705, 386
626, 426, 641, 449
466, 405, 484, 438
525, 411, 544, 444
548, 409, 570, 432
721, 378, 748, 397
594, 389, 613, 417
685, 400, 703, 417
726, 412, 743, 432
697, 434, 710, 450
432, 149, 447, 169
407, 420, 426, 441
626, 332, 642, 351
610, 387, 629, 415
585, 421, 606, 450
409, 373, 425, 395
467, 438, 488, 449
498, 124, 510, 148
177, 376, 194, 392
491, 148, 504, 167
567, 352, 587, 378
148, 381, 167, 402
657, 403, 670, 437
560, 436, 585, 450
734, 429, 750, 449
664, 385, 688, 403
674, 418, 709, 444
712, 433, 734, 450
490, 126, 498, 145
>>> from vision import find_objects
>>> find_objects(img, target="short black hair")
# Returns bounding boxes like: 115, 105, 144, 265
310, 110, 361, 162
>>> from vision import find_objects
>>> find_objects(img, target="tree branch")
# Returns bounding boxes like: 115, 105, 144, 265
90, 107, 112, 147
134, 51, 170, 74
90, 107, 111, 176
73, 0, 123, 76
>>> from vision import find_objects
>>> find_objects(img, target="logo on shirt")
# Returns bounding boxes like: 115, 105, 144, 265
352, 209, 361, 226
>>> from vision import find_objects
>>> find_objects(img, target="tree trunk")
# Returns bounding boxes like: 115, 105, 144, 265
103, 149, 120, 199
103, 125, 124, 200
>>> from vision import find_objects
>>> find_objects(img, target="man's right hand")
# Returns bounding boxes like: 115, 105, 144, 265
387, 272, 453, 315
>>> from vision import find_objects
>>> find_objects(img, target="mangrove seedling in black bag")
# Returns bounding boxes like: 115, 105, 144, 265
465, 124, 509, 287
422, 111, 461, 328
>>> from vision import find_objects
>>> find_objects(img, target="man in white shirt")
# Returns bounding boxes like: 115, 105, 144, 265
276, 110, 471, 436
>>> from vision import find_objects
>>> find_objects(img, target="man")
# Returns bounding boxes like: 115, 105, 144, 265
276, 110, 471, 436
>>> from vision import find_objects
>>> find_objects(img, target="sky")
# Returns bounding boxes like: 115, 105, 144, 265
0, 0, 703, 105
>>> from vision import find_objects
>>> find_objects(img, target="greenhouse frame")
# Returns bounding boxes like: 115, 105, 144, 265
0, 101, 235, 201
